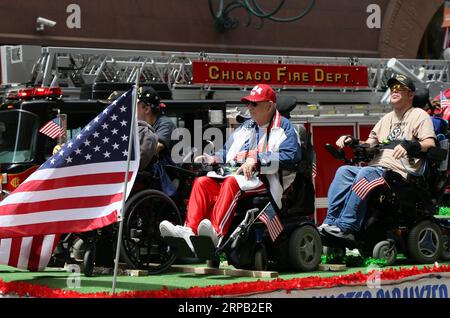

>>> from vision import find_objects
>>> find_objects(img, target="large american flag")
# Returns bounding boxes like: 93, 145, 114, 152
39, 117, 65, 139
0, 89, 139, 271
258, 205, 283, 242
0, 234, 60, 271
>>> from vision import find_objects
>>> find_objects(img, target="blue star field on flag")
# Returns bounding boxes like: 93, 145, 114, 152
41, 90, 136, 170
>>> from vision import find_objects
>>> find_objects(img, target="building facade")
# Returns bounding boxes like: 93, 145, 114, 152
0, 0, 444, 58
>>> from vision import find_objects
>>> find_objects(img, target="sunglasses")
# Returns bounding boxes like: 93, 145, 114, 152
247, 100, 272, 107
390, 84, 411, 92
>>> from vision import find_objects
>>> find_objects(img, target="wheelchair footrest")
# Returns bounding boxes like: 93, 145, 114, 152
320, 232, 358, 249
190, 236, 217, 261
163, 237, 196, 259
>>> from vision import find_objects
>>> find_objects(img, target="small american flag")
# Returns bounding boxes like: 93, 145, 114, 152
258, 205, 283, 242
0, 89, 139, 271
39, 117, 65, 139
351, 176, 385, 200
312, 162, 317, 179
441, 92, 450, 109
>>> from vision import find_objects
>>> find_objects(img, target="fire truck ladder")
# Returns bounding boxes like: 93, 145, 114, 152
29, 47, 450, 116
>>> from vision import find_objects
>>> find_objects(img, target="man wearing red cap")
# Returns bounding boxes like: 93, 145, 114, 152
160, 84, 301, 251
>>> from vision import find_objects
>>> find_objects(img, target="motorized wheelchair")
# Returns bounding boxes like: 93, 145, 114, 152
321, 138, 450, 265
163, 96, 323, 272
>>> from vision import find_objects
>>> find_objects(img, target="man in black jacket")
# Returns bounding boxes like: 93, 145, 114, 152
136, 95, 158, 171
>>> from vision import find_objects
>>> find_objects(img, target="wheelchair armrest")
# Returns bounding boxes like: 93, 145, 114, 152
325, 143, 346, 161
279, 161, 310, 174
426, 147, 448, 162
279, 161, 301, 172
164, 164, 199, 179
405, 146, 448, 161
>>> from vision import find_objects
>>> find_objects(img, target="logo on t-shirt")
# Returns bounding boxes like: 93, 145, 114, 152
388, 123, 403, 140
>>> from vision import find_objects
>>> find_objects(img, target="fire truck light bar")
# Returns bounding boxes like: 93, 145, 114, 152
10, 87, 63, 100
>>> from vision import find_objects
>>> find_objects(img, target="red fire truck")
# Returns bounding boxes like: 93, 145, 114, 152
2, 46, 450, 223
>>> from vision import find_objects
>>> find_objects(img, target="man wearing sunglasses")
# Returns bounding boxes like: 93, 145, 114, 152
319, 74, 436, 241
160, 84, 301, 251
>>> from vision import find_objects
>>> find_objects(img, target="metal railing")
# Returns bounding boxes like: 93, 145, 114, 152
27, 47, 450, 112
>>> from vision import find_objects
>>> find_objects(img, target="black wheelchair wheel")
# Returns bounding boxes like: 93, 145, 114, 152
289, 225, 322, 271
372, 240, 397, 266
83, 246, 95, 277
407, 220, 442, 264
441, 234, 450, 261
120, 189, 183, 274
206, 259, 220, 268
254, 244, 268, 271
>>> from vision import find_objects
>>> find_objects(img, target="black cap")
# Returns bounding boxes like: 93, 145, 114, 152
138, 87, 161, 108
387, 74, 416, 92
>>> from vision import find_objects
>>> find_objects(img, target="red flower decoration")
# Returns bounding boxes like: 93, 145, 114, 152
0, 265, 449, 298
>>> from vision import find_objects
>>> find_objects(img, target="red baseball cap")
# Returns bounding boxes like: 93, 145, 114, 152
240, 84, 277, 103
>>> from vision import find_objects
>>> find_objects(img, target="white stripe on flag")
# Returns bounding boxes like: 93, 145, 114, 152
0, 201, 122, 227
38, 234, 57, 271
0, 238, 12, 265
22, 161, 139, 183
18, 237, 33, 270
3, 183, 125, 205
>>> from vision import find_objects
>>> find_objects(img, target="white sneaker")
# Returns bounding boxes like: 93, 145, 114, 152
323, 226, 355, 241
173, 225, 195, 253
317, 223, 331, 233
159, 220, 177, 238
197, 219, 219, 247
327, 225, 342, 232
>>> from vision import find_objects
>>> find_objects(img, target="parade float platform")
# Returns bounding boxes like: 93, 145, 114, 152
1, 259, 450, 298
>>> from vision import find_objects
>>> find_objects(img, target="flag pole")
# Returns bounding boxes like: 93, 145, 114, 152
111, 65, 142, 293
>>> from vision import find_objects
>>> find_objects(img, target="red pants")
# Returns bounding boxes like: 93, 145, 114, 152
185, 176, 267, 237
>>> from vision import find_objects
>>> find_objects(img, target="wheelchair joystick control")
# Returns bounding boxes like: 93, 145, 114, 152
325, 143, 346, 161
